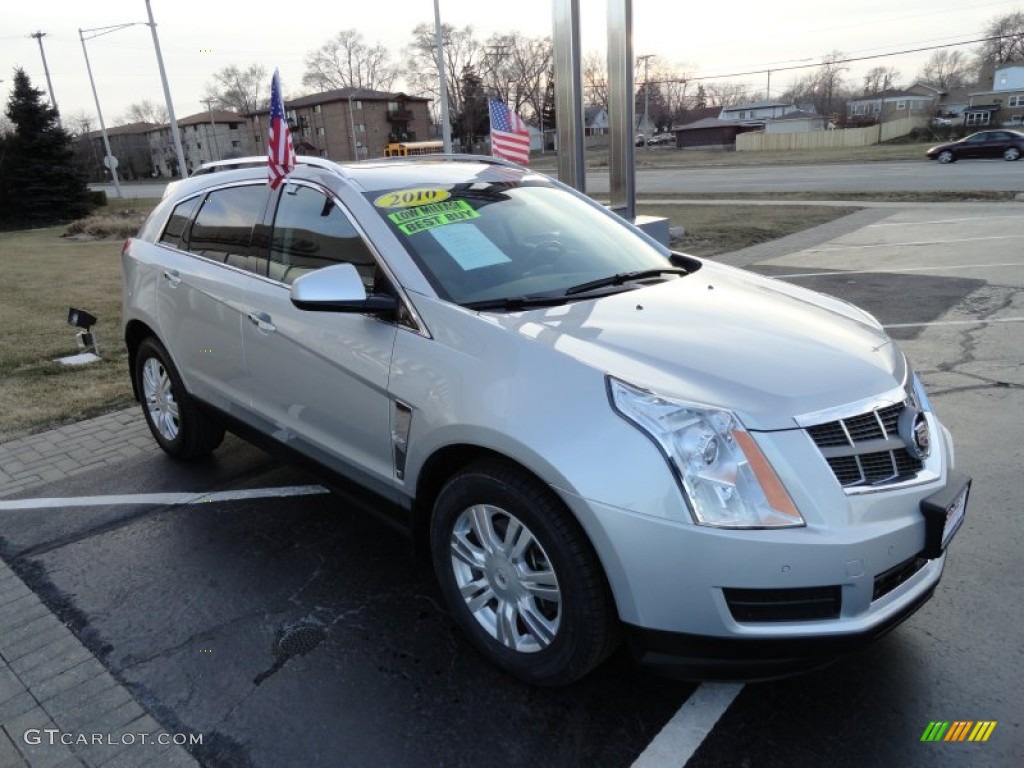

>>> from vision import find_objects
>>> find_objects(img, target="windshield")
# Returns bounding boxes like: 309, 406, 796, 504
365, 181, 674, 306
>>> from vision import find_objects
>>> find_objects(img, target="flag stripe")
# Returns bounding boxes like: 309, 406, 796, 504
488, 99, 530, 164
267, 68, 296, 189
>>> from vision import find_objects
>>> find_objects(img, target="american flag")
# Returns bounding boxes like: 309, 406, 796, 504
267, 68, 296, 189
488, 100, 530, 164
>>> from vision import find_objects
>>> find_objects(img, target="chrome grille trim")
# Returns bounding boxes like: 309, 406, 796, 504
801, 392, 930, 492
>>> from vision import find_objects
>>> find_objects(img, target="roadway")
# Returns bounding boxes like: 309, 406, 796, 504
94, 157, 1024, 200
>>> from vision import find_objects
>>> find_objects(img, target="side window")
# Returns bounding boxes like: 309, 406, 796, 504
269, 184, 378, 287
188, 185, 270, 275
158, 196, 200, 249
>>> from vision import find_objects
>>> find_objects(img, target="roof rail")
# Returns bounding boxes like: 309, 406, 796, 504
370, 153, 523, 170
191, 155, 344, 177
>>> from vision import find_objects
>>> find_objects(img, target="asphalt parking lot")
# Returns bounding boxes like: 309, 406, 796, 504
1, 202, 1021, 767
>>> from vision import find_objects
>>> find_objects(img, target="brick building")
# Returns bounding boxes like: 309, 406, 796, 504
78, 121, 157, 182
249, 88, 432, 162
147, 110, 254, 177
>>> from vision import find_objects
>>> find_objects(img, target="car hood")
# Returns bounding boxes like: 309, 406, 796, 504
486, 262, 906, 431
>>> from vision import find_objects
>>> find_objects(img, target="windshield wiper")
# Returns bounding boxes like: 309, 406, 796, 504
463, 295, 571, 311
563, 268, 689, 296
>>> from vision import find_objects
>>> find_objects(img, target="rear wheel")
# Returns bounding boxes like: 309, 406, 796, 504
135, 337, 224, 460
1004, 147, 1021, 161
937, 150, 955, 164
430, 459, 618, 685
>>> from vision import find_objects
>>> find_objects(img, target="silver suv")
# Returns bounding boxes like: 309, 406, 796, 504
122, 155, 969, 685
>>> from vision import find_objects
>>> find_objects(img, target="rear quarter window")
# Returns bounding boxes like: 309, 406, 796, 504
158, 196, 201, 249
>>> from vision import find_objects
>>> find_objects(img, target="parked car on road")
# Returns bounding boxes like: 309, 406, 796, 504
123, 154, 968, 685
926, 129, 1024, 163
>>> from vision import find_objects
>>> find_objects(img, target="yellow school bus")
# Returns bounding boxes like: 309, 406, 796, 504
383, 140, 445, 158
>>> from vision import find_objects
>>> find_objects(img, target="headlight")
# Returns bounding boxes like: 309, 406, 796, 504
608, 377, 804, 529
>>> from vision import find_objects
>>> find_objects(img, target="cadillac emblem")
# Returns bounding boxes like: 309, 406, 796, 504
898, 406, 931, 460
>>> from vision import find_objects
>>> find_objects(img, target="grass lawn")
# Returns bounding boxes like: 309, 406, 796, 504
0, 212, 154, 442
637, 203, 862, 257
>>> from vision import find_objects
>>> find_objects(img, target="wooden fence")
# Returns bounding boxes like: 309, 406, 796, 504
736, 116, 927, 152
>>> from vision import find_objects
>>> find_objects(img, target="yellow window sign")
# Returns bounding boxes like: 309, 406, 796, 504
373, 188, 451, 209
388, 200, 480, 235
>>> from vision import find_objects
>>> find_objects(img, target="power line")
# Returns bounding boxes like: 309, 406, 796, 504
659, 35, 1001, 85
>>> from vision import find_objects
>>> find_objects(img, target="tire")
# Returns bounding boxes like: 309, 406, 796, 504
135, 337, 225, 460
937, 150, 955, 164
1004, 147, 1021, 161
430, 459, 618, 685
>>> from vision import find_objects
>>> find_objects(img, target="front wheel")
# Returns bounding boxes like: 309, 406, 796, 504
1004, 147, 1021, 161
135, 337, 224, 460
937, 150, 955, 164
430, 460, 618, 685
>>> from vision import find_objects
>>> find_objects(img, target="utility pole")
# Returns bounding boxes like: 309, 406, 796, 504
30, 31, 60, 126
144, 0, 186, 177
433, 0, 452, 153
637, 54, 654, 150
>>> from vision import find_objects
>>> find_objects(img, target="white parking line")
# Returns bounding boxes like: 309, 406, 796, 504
884, 317, 1024, 329
870, 215, 1024, 227
0, 485, 329, 511
631, 682, 744, 768
774, 262, 1023, 278
807, 235, 1024, 252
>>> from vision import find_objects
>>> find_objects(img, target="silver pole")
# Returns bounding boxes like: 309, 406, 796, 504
607, 0, 635, 219
144, 0, 186, 177
79, 28, 122, 198
434, 0, 453, 153
30, 32, 60, 126
553, 0, 585, 191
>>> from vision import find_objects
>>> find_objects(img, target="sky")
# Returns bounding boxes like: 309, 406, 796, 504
2, 0, 1021, 127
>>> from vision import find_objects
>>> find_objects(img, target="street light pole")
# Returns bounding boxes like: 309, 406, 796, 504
203, 98, 221, 161
144, 0, 186, 177
78, 28, 122, 198
434, 0, 453, 153
348, 91, 359, 160
30, 32, 60, 125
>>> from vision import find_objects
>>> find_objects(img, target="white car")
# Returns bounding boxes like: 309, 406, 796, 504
122, 155, 969, 684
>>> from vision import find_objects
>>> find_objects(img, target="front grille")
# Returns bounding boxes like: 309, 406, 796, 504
873, 554, 928, 601
723, 586, 842, 622
806, 402, 923, 489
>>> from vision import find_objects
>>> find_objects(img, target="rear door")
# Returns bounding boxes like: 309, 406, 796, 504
156, 183, 271, 416
241, 181, 400, 492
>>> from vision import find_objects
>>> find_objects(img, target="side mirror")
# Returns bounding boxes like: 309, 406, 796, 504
290, 263, 398, 314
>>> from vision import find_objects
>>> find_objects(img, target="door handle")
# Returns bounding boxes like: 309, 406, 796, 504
162, 269, 181, 287
247, 311, 276, 333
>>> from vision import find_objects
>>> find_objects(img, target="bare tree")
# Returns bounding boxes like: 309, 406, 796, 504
862, 66, 900, 95
783, 52, 850, 115
480, 32, 552, 119
63, 109, 94, 136
918, 50, 971, 89
704, 82, 754, 108
203, 64, 269, 115
119, 98, 167, 125
405, 23, 481, 126
976, 11, 1024, 65
303, 30, 399, 93
583, 51, 608, 110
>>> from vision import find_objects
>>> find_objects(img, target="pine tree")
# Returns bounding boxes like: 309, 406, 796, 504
0, 68, 92, 230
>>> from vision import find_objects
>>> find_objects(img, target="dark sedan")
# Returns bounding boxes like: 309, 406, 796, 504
927, 129, 1024, 163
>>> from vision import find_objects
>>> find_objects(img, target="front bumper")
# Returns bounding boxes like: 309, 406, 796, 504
623, 576, 937, 680
558, 464, 959, 678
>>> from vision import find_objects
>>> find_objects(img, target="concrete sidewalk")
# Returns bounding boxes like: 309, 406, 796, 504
0, 409, 199, 767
